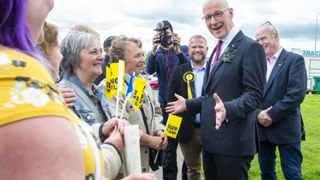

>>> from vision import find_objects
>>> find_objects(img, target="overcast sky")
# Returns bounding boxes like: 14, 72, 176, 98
47, 0, 320, 53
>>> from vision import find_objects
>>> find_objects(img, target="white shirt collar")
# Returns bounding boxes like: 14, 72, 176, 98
221, 26, 240, 45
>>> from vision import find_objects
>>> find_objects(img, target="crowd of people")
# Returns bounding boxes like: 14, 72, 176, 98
0, 0, 307, 180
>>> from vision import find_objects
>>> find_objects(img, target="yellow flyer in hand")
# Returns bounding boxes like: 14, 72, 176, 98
133, 77, 146, 110
105, 62, 125, 98
165, 114, 182, 138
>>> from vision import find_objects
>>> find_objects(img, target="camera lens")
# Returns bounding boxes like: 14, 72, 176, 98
160, 33, 173, 48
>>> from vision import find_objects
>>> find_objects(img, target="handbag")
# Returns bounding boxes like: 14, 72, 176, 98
149, 147, 162, 171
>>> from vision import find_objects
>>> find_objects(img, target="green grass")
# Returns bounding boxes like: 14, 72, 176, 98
248, 94, 320, 179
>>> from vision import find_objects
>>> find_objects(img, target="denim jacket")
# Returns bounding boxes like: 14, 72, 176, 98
58, 75, 112, 126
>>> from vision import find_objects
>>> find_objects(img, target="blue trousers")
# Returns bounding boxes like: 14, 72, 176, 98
258, 141, 302, 180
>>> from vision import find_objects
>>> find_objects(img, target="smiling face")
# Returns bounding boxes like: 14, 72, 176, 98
125, 42, 145, 75
188, 37, 208, 66
75, 40, 103, 81
255, 25, 280, 59
202, 0, 234, 39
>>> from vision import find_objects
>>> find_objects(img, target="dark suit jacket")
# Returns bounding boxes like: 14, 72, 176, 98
257, 49, 307, 144
186, 31, 266, 156
169, 62, 199, 143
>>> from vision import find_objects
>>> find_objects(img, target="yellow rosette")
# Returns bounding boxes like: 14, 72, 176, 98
183, 71, 195, 99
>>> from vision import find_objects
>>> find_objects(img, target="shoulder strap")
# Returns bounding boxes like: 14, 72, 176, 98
140, 106, 150, 134
61, 79, 103, 123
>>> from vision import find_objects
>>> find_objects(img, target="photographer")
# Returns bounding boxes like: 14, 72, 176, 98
146, 20, 188, 180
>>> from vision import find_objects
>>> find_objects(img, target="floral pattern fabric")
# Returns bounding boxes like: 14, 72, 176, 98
0, 48, 103, 179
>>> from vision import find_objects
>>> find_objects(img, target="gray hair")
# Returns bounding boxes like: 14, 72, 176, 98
260, 21, 279, 37
60, 30, 100, 78
109, 35, 142, 63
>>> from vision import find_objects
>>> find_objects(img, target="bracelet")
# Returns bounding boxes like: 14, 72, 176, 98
99, 123, 107, 142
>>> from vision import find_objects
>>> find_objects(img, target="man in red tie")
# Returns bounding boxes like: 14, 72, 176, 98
209, 39, 222, 73
166, 0, 267, 179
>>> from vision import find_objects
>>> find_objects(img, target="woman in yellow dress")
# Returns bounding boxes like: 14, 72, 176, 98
0, 0, 155, 179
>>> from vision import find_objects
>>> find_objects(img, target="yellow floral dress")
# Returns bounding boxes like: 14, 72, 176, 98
0, 48, 104, 179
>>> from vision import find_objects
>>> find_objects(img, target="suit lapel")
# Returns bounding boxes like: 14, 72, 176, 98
190, 80, 196, 98
264, 50, 287, 96
188, 66, 196, 98
183, 63, 196, 98
204, 53, 214, 93
204, 31, 242, 91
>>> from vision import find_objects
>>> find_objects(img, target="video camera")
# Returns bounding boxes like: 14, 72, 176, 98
154, 21, 174, 48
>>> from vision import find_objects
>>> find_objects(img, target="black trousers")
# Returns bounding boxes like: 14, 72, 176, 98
202, 149, 253, 180
162, 137, 188, 180
161, 105, 188, 180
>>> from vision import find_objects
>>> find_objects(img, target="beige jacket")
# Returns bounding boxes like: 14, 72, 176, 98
89, 123, 122, 179
99, 74, 164, 173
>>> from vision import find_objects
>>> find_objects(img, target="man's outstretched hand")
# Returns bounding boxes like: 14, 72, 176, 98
165, 93, 187, 114
213, 93, 226, 130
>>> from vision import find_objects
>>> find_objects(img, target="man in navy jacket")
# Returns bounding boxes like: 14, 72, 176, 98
255, 21, 307, 180
169, 35, 208, 179
166, 0, 266, 179
146, 20, 188, 180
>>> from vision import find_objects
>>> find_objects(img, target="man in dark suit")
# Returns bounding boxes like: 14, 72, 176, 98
169, 35, 208, 180
166, 0, 266, 179
255, 21, 307, 180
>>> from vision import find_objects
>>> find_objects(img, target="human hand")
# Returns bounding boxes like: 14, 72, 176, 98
59, 87, 76, 107
151, 33, 160, 55
102, 118, 127, 137
122, 173, 156, 180
173, 33, 181, 54
104, 129, 124, 151
257, 107, 272, 127
165, 93, 187, 114
213, 93, 226, 130
155, 130, 168, 150
141, 133, 165, 151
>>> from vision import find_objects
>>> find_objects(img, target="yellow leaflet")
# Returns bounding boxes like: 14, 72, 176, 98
133, 77, 146, 110
105, 63, 125, 98
164, 114, 182, 139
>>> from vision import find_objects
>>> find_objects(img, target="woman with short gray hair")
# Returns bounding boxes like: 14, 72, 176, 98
59, 30, 112, 125
58, 30, 124, 179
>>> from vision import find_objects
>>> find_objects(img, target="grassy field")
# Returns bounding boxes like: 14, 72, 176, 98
248, 94, 320, 179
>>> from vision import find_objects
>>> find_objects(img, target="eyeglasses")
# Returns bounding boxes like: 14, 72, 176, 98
202, 8, 230, 22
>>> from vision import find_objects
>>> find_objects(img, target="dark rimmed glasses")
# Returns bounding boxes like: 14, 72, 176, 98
202, 8, 230, 22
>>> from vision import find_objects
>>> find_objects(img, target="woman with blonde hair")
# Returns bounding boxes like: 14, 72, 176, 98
99, 35, 168, 174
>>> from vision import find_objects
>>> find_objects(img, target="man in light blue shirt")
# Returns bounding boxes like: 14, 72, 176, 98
168, 35, 208, 180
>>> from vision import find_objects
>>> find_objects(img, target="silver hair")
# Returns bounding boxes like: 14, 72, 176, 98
60, 30, 100, 78
261, 21, 279, 37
